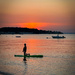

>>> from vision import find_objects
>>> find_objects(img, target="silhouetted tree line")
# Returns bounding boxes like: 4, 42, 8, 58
0, 27, 63, 34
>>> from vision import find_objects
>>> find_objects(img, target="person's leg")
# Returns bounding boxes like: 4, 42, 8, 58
24, 52, 25, 56
24, 52, 26, 61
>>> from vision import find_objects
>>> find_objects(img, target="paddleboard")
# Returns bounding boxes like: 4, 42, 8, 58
14, 55, 43, 58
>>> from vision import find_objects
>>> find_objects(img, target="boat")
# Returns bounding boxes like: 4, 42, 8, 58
14, 55, 43, 58
52, 34, 66, 39
16, 36, 21, 38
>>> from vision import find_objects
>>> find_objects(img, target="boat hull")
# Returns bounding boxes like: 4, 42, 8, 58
52, 36, 65, 39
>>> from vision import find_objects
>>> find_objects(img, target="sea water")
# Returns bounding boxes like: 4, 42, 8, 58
0, 34, 75, 75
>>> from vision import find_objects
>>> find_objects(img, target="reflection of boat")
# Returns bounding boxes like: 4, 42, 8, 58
16, 36, 21, 38
52, 34, 66, 39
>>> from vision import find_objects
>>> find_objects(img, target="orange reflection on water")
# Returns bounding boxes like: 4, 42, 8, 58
24, 39, 40, 54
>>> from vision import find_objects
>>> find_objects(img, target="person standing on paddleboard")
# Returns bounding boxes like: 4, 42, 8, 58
23, 43, 27, 61
23, 43, 27, 56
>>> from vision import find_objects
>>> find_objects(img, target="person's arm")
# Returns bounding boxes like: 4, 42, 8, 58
23, 47, 24, 52
26, 46, 27, 52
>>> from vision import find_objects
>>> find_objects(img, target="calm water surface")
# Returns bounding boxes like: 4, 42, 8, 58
0, 34, 75, 75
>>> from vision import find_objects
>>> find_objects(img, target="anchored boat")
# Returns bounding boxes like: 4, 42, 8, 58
52, 34, 66, 39
16, 36, 21, 38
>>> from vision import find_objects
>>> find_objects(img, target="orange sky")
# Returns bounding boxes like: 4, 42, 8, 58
0, 0, 75, 33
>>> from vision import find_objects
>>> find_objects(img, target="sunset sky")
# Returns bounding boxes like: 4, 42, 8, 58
0, 0, 75, 33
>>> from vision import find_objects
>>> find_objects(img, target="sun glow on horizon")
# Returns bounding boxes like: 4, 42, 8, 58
18, 22, 63, 29
20, 22, 48, 29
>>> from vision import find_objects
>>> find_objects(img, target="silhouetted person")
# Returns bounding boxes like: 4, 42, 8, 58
23, 43, 27, 61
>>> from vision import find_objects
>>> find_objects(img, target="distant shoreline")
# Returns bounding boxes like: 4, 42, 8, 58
0, 33, 75, 35
0, 27, 63, 34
